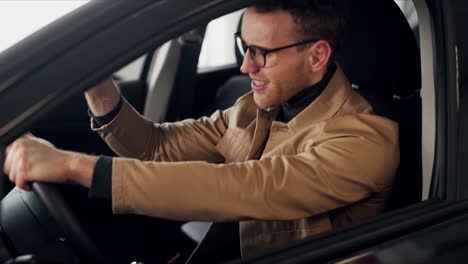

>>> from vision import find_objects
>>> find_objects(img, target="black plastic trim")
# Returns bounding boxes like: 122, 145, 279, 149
454, 1, 468, 199
439, 0, 461, 202
427, 0, 449, 201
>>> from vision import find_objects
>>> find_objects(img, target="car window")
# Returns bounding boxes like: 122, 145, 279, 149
0, 0, 146, 83
0, 0, 90, 54
198, 10, 244, 70
113, 55, 147, 82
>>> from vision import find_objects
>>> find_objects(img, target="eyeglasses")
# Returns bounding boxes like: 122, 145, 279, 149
235, 32, 320, 68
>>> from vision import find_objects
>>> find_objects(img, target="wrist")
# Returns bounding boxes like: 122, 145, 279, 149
64, 152, 97, 188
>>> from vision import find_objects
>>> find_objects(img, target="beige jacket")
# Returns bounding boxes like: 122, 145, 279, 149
92, 68, 399, 256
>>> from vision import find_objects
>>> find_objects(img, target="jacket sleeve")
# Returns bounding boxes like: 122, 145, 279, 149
91, 98, 229, 163
111, 115, 399, 222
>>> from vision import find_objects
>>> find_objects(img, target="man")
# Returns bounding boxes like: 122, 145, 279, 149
3, 0, 399, 259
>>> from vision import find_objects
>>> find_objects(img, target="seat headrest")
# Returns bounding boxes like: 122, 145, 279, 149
337, 0, 421, 96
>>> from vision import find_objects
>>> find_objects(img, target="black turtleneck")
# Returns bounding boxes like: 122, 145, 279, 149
279, 63, 336, 123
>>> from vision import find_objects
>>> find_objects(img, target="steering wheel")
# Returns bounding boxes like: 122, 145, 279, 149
30, 182, 105, 263
0, 146, 104, 262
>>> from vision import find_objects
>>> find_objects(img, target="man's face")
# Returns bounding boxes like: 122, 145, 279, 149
240, 8, 315, 109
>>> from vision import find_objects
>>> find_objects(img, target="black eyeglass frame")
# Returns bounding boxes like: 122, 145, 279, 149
234, 32, 320, 67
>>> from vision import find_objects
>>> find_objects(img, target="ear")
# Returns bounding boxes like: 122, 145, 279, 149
307, 40, 332, 73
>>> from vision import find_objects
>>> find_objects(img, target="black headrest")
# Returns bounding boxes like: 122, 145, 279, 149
338, 0, 421, 97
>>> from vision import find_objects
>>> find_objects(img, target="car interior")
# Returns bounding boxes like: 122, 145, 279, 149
0, 0, 424, 263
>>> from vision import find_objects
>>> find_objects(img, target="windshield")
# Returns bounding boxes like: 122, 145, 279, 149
0, 0, 90, 54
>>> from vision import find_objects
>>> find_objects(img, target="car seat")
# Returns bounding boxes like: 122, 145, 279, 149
338, 0, 422, 210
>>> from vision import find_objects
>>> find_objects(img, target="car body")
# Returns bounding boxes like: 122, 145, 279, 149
0, 0, 467, 263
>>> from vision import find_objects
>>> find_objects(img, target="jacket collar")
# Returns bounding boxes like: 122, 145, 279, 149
282, 66, 352, 131
281, 63, 336, 123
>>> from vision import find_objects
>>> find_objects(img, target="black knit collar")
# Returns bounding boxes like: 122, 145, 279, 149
280, 63, 337, 123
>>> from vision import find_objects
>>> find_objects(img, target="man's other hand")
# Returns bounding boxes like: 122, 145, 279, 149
85, 78, 121, 116
3, 134, 96, 190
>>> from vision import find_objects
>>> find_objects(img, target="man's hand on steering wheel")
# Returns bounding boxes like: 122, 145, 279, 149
2, 134, 105, 262
3, 134, 96, 190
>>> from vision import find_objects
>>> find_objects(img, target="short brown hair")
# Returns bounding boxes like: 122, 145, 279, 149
254, 0, 349, 51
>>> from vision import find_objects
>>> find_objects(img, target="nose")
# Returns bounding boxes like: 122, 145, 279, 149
240, 51, 260, 74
